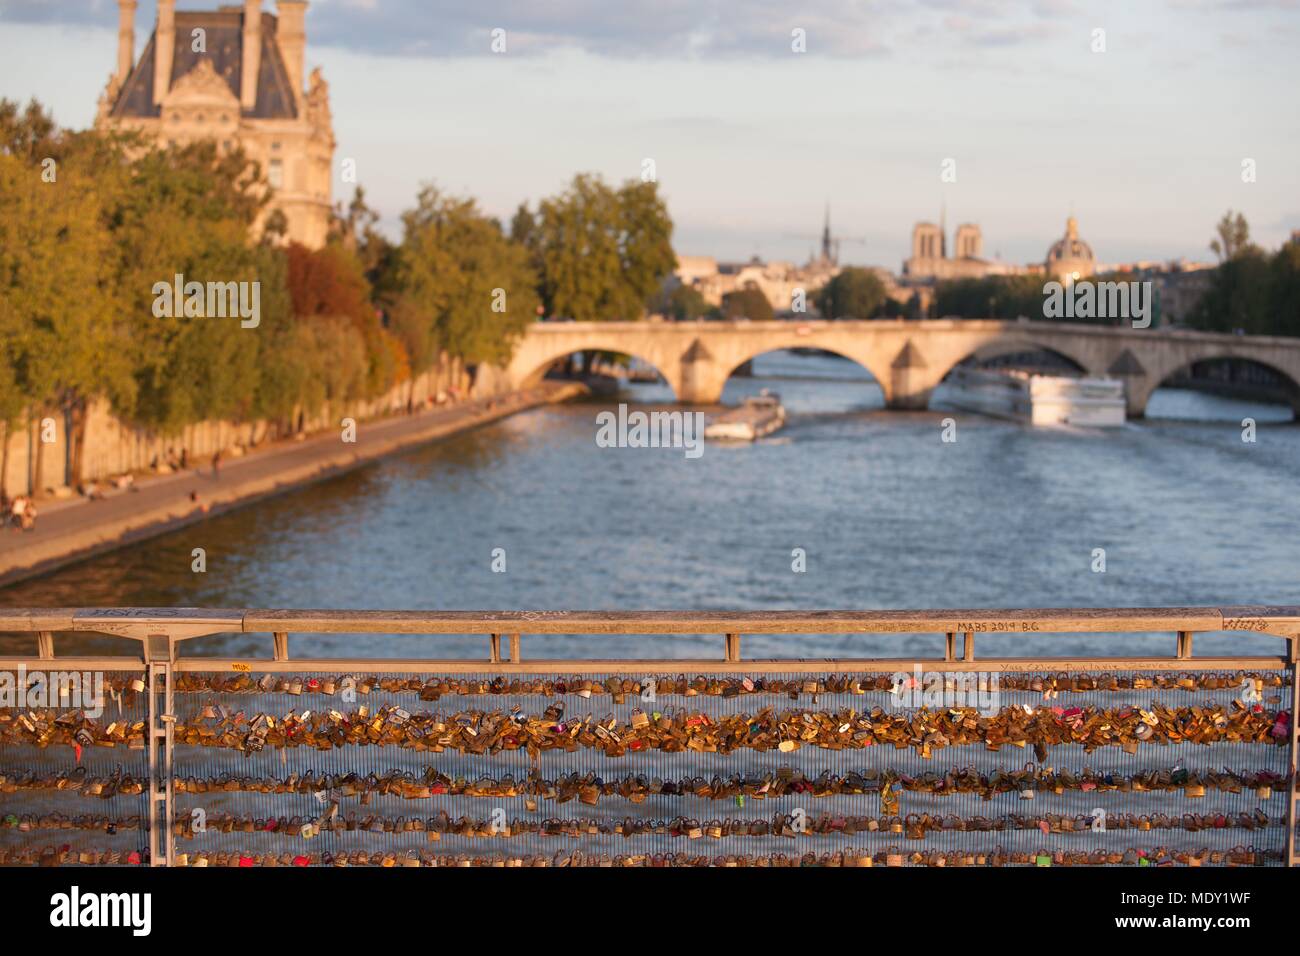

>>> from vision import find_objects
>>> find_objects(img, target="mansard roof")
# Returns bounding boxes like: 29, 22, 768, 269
110, 10, 297, 121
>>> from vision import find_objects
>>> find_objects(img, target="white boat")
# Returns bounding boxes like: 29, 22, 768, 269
705, 391, 786, 441
942, 366, 1126, 428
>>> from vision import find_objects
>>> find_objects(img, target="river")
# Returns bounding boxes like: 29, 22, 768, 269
2, 351, 1296, 660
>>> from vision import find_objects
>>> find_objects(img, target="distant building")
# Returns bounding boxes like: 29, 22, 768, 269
903, 220, 1020, 280
95, 0, 335, 249
1044, 216, 1096, 284
671, 256, 839, 316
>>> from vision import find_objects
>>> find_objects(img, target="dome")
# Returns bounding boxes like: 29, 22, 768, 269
1045, 216, 1095, 282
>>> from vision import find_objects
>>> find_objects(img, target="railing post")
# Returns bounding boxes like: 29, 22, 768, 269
509, 634, 521, 664
145, 631, 176, 867
273, 631, 289, 661
489, 633, 501, 664
962, 631, 975, 662
725, 633, 740, 663
944, 632, 955, 662
1289, 637, 1299, 867
36, 631, 54, 660
1176, 631, 1193, 659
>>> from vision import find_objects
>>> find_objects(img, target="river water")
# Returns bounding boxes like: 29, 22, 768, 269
2, 351, 1296, 660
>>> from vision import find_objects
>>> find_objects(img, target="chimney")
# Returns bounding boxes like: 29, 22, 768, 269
277, 1, 308, 109
116, 0, 137, 86
241, 0, 263, 112
153, 0, 175, 105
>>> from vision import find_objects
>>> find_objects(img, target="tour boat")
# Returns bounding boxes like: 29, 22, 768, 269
942, 366, 1126, 428
705, 391, 786, 441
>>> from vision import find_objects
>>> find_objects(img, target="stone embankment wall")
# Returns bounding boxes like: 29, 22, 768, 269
0, 352, 499, 497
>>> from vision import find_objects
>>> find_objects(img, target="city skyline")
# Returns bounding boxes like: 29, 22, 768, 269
2, 0, 1298, 268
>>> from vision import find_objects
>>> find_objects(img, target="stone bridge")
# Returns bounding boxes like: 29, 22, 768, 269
501, 320, 1300, 418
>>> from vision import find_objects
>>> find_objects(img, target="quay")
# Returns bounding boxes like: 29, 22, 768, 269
0, 382, 586, 588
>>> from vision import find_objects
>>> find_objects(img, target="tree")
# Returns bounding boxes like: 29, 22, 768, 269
1268, 239, 1300, 338
0, 98, 59, 164
393, 185, 540, 368
1210, 210, 1253, 263
721, 284, 774, 322
933, 275, 1045, 320
530, 173, 675, 320
330, 186, 396, 297
102, 140, 276, 431
1190, 213, 1285, 336
816, 267, 887, 319
664, 284, 710, 321
0, 144, 133, 486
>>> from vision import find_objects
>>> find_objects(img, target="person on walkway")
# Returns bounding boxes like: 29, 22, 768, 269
8, 495, 24, 531
212, 449, 222, 479
11, 495, 35, 531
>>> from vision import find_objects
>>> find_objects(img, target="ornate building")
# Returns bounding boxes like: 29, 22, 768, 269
95, 1, 335, 249
1044, 216, 1096, 284
902, 220, 1013, 280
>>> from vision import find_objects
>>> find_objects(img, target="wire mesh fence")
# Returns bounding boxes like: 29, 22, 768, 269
1, 607, 1297, 867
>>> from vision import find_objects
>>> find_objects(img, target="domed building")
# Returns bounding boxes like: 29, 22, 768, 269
1045, 216, 1096, 284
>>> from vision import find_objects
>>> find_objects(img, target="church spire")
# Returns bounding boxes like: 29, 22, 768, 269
821, 202, 833, 264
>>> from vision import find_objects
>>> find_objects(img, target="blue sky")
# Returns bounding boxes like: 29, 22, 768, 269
2, 0, 1297, 269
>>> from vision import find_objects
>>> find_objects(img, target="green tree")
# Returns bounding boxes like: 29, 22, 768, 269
933, 275, 1045, 319
0, 143, 133, 484
103, 141, 276, 431
0, 98, 59, 164
393, 185, 539, 368
1210, 210, 1253, 262
1267, 239, 1300, 338
1190, 213, 1274, 335
664, 284, 710, 321
531, 173, 675, 320
721, 284, 775, 321
330, 186, 396, 299
816, 267, 887, 318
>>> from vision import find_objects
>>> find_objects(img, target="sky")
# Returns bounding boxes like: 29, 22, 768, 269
1, 0, 1298, 270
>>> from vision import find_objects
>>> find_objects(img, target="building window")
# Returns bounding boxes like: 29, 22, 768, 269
271, 141, 281, 151
268, 159, 284, 189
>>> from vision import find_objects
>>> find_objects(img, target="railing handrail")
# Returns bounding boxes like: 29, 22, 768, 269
2, 605, 1298, 640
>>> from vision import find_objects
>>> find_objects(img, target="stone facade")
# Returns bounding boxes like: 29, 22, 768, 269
95, 1, 334, 249
903, 221, 1021, 280
670, 255, 840, 316
1044, 216, 1096, 284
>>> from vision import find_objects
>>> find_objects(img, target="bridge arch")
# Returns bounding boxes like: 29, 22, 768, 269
504, 333, 683, 400
718, 344, 888, 390
934, 335, 1098, 382
901, 333, 1104, 411
1132, 353, 1300, 420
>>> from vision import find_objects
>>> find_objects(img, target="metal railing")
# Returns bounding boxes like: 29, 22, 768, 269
1, 606, 1297, 868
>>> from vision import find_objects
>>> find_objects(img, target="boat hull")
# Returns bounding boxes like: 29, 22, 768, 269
943, 367, 1126, 428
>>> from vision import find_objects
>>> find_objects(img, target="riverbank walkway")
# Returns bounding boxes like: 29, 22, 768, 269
0, 382, 585, 587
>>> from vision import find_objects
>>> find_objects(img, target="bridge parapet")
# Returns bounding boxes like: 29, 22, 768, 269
505, 321, 1300, 417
